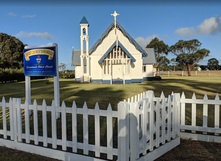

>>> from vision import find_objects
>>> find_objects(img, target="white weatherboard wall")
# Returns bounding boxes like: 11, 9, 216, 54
85, 27, 145, 82
75, 66, 81, 79
143, 65, 154, 77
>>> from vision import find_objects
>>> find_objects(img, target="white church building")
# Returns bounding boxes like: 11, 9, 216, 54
71, 11, 157, 84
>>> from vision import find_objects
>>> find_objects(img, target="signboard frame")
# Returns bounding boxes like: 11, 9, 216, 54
24, 44, 60, 118
24, 46, 56, 76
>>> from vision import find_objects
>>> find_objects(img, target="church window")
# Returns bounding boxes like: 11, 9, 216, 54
83, 28, 86, 35
83, 40, 86, 54
143, 65, 146, 72
84, 57, 87, 74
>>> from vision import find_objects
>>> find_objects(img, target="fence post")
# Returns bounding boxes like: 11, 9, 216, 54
118, 101, 129, 161
146, 90, 154, 151
174, 93, 180, 137
129, 102, 139, 160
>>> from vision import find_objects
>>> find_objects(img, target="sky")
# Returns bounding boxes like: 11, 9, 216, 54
1, 0, 221, 70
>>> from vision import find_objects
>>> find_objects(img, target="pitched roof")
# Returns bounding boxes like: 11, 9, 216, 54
89, 20, 148, 57
80, 16, 89, 24
71, 49, 81, 66
98, 41, 136, 64
143, 48, 157, 64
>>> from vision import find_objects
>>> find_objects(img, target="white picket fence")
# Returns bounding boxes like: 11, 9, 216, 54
0, 90, 220, 160
122, 91, 180, 161
0, 98, 128, 161
180, 92, 221, 142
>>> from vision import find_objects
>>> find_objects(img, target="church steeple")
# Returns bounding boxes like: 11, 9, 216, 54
80, 16, 89, 25
80, 16, 90, 80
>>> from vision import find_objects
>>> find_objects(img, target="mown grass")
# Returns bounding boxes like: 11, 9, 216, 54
0, 76, 221, 160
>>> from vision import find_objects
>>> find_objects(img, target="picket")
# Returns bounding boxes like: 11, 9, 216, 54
16, 99, 22, 142
142, 98, 148, 155
25, 100, 30, 143
94, 102, 100, 157
107, 104, 113, 160
191, 93, 196, 133
130, 102, 139, 160
83, 102, 89, 155
149, 95, 154, 151
2, 97, 7, 139
9, 98, 14, 140
167, 95, 171, 142
12, 98, 17, 142
42, 99, 48, 147
72, 101, 77, 153
203, 94, 208, 135
180, 92, 185, 132
118, 101, 129, 161
33, 100, 39, 145
61, 101, 67, 151
51, 100, 57, 149
161, 92, 166, 144
215, 94, 220, 136
156, 99, 160, 147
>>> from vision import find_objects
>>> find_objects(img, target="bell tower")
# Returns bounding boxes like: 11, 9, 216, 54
80, 16, 90, 82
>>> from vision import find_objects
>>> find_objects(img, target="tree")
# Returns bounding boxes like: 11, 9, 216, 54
146, 37, 170, 76
170, 39, 210, 76
159, 56, 170, 70
0, 33, 25, 68
207, 58, 219, 70
58, 63, 66, 72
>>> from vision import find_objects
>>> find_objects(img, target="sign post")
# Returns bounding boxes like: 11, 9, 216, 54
23, 44, 60, 118
53, 43, 60, 118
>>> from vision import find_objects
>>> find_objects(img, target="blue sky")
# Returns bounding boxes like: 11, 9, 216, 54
1, 1, 221, 70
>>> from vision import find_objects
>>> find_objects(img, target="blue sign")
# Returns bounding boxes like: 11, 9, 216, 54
23, 46, 57, 76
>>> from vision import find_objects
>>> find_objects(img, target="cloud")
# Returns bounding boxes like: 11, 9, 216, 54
39, 43, 54, 47
174, 16, 221, 37
163, 35, 169, 38
135, 35, 158, 48
8, 12, 17, 16
16, 31, 55, 39
22, 15, 36, 18
174, 27, 195, 37
197, 17, 220, 34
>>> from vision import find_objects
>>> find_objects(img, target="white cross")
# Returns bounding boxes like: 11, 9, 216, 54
111, 11, 119, 22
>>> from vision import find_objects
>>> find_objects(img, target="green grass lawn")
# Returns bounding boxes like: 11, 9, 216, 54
0, 76, 221, 160
1, 76, 220, 109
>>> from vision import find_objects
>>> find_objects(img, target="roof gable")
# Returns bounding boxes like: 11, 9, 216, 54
143, 48, 157, 64
98, 41, 136, 64
71, 49, 81, 66
89, 20, 148, 57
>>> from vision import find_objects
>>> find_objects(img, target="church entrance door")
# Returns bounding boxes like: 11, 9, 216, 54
112, 64, 122, 79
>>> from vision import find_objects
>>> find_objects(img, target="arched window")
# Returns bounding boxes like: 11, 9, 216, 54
84, 57, 87, 74
83, 28, 86, 35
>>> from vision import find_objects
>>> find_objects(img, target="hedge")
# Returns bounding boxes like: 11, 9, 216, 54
0, 68, 75, 83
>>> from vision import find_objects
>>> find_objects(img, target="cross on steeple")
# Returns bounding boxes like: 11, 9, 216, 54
111, 11, 119, 37
111, 11, 119, 22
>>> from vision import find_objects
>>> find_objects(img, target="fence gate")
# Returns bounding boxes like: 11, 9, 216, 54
120, 90, 181, 161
